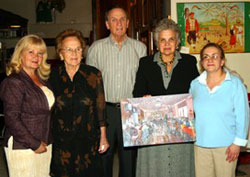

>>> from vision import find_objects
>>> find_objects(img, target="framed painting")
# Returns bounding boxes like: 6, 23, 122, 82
177, 2, 250, 53
120, 94, 195, 147
35, 0, 62, 23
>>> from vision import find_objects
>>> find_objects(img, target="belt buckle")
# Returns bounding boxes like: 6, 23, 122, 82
115, 103, 120, 108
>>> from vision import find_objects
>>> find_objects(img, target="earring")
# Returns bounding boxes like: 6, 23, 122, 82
59, 54, 64, 61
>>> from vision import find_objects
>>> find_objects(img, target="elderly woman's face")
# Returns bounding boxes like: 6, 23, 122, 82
59, 36, 82, 68
158, 29, 178, 57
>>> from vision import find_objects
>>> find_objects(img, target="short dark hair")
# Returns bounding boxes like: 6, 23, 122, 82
105, 6, 128, 21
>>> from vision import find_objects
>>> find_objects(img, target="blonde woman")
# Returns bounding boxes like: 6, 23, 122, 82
0, 34, 55, 177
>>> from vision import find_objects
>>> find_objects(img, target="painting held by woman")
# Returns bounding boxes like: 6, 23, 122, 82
133, 18, 199, 177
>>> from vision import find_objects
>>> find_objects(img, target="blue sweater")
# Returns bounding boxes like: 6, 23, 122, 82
190, 70, 249, 148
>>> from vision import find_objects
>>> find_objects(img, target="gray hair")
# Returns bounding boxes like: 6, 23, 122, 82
153, 18, 181, 48
105, 6, 128, 21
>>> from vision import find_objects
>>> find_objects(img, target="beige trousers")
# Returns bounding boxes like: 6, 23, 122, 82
194, 145, 237, 177
4, 136, 52, 177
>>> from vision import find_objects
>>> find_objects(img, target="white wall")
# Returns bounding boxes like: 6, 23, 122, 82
0, 0, 92, 38
171, 0, 250, 92
29, 0, 92, 38
0, 0, 92, 59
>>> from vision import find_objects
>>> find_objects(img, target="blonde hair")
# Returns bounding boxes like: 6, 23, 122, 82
6, 34, 50, 80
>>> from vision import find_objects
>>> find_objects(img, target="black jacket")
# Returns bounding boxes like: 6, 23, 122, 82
133, 53, 199, 97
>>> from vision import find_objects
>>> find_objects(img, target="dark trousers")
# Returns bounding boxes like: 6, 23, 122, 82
102, 104, 136, 177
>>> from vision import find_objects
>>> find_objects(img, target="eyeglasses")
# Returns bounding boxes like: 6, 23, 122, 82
62, 47, 82, 54
201, 54, 221, 61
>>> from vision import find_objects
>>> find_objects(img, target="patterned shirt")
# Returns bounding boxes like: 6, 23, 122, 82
49, 64, 106, 176
86, 35, 147, 102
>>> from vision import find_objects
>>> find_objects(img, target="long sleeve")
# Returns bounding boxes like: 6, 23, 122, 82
95, 70, 106, 127
232, 78, 249, 146
0, 78, 40, 150
133, 58, 149, 98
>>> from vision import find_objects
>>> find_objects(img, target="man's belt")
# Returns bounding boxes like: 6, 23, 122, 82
106, 102, 120, 108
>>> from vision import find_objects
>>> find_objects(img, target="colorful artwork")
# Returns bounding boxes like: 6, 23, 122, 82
177, 2, 250, 53
120, 94, 195, 147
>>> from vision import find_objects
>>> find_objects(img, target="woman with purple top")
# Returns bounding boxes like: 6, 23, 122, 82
0, 34, 55, 177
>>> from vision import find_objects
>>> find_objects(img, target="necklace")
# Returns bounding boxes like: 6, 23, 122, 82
160, 53, 174, 66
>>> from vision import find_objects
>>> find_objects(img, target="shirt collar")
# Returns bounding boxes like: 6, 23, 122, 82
108, 35, 128, 46
198, 68, 231, 85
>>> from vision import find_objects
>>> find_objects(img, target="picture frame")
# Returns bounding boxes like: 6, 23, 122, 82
120, 94, 195, 147
176, 1, 250, 53
36, 0, 56, 23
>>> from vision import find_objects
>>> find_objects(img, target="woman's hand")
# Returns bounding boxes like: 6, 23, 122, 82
98, 126, 110, 154
34, 141, 47, 154
98, 136, 110, 154
225, 144, 240, 162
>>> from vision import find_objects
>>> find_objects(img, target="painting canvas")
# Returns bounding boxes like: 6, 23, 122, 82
120, 94, 195, 147
177, 2, 250, 53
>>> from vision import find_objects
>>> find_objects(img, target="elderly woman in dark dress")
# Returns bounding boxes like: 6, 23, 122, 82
133, 19, 199, 177
49, 29, 109, 177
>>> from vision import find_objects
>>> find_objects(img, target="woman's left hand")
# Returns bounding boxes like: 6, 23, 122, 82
98, 136, 110, 154
225, 144, 240, 162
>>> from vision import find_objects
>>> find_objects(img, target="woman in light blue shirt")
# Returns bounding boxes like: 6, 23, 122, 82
190, 43, 249, 177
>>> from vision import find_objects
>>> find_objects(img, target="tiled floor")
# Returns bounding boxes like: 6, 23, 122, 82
0, 141, 249, 177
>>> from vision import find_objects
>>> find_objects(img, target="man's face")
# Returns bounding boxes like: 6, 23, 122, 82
105, 8, 129, 38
